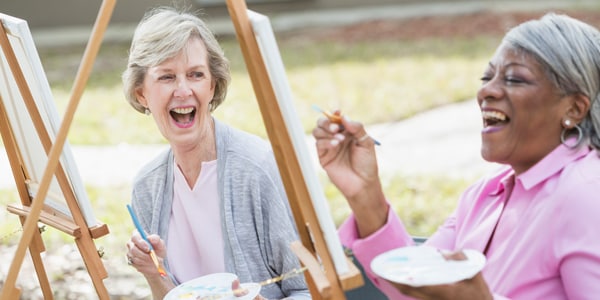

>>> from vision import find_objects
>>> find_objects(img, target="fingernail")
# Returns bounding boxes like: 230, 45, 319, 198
330, 139, 339, 146
329, 123, 339, 132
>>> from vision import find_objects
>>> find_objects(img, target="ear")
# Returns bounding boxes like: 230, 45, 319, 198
564, 93, 591, 124
135, 87, 148, 108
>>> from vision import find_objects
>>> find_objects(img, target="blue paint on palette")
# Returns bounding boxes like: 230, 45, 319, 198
388, 256, 410, 262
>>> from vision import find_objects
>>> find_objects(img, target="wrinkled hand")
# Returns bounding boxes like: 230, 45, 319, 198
125, 231, 167, 277
389, 251, 493, 300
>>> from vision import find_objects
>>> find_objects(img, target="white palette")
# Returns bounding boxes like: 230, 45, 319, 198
164, 273, 261, 300
371, 246, 486, 287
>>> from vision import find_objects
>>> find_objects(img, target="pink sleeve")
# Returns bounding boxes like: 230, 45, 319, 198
338, 204, 414, 299
422, 211, 458, 250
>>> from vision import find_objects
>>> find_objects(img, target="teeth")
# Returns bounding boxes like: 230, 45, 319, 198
171, 107, 194, 114
482, 110, 507, 121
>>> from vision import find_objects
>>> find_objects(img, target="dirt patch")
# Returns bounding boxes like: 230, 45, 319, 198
286, 9, 600, 43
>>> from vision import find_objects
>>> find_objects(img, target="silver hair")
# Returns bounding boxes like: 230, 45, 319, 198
503, 13, 600, 150
122, 6, 230, 114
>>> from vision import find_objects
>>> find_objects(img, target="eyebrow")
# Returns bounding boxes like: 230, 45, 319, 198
152, 64, 209, 73
488, 61, 530, 69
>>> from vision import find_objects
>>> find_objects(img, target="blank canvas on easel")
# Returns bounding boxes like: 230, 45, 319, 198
246, 9, 350, 276
0, 13, 100, 227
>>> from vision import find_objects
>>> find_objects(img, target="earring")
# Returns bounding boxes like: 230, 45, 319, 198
144, 108, 151, 115
208, 101, 213, 112
561, 123, 583, 149
564, 119, 572, 127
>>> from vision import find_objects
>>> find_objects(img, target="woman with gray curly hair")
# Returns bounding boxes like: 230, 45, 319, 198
123, 6, 309, 300
313, 12, 600, 299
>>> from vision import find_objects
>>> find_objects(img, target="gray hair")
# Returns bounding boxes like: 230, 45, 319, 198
503, 13, 600, 150
122, 6, 230, 113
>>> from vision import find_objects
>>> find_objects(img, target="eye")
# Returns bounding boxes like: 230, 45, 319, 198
480, 72, 493, 83
158, 74, 175, 81
189, 71, 204, 79
505, 76, 525, 85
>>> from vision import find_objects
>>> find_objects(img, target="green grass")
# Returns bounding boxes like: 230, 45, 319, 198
324, 172, 475, 236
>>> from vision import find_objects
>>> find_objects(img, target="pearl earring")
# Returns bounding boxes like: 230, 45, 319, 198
144, 108, 151, 115
564, 119, 572, 127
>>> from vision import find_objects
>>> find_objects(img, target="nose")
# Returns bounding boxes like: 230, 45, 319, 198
173, 78, 192, 99
477, 76, 503, 105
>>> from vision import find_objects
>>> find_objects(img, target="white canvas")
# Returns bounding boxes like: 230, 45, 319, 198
0, 13, 99, 227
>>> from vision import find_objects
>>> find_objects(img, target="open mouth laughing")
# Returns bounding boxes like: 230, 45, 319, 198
482, 110, 509, 129
170, 107, 196, 127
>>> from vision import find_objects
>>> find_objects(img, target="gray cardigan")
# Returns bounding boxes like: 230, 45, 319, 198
130, 119, 310, 299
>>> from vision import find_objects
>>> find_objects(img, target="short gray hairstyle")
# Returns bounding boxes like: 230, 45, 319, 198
122, 6, 230, 113
503, 13, 600, 150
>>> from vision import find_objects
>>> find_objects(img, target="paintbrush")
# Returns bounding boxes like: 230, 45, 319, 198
311, 104, 343, 124
311, 104, 381, 146
126, 204, 167, 278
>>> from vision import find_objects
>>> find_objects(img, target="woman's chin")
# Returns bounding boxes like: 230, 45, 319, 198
480, 147, 501, 164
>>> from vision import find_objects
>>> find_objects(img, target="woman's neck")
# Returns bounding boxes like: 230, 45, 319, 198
172, 120, 216, 188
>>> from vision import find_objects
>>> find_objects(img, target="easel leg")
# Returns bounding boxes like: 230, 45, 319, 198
29, 244, 53, 299
1, 287, 20, 300
74, 236, 109, 299
22, 218, 54, 300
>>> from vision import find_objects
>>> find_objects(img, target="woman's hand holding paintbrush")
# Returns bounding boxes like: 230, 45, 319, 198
312, 105, 388, 238
126, 204, 168, 279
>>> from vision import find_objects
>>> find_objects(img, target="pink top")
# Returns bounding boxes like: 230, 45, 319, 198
167, 160, 225, 283
339, 144, 600, 299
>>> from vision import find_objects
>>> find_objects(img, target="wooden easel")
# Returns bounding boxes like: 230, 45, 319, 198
0, 0, 116, 299
225, 1, 363, 299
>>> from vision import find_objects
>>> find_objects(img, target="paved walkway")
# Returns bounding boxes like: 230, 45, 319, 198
368, 99, 500, 179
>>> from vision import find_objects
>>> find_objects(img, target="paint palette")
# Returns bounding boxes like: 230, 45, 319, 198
164, 273, 261, 300
371, 246, 486, 287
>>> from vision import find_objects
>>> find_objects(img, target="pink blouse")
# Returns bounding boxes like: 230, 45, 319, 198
339, 144, 600, 299
167, 160, 225, 283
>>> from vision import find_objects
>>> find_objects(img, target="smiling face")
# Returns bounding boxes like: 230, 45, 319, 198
135, 37, 215, 150
477, 42, 573, 174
